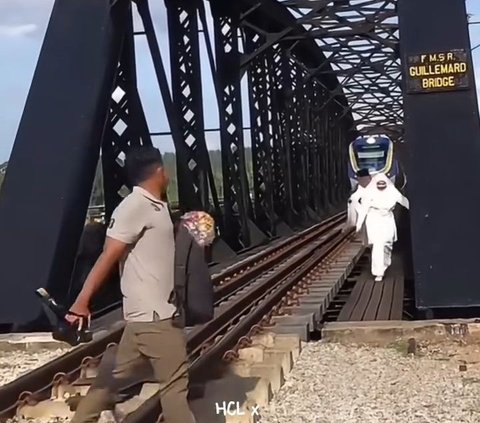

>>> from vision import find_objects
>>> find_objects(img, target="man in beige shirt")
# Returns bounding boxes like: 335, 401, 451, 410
68, 146, 195, 423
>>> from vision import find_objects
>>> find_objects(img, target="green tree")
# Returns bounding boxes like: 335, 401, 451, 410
0, 149, 255, 204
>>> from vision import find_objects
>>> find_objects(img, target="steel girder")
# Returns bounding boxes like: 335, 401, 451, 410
209, 1, 257, 249
0, 0, 132, 325
103, 0, 356, 248
244, 31, 277, 236
165, 0, 221, 215
266, 0, 403, 141
102, 12, 153, 221
0, 0, 359, 325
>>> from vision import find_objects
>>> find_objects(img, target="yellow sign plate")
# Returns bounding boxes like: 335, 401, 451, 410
406, 50, 470, 93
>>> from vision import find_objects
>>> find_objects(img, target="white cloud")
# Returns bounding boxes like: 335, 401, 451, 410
0, 23, 37, 37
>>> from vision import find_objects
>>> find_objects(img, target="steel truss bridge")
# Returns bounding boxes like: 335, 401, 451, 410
102, 0, 402, 251
0, 0, 476, 325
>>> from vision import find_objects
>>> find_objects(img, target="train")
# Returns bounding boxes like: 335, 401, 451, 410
347, 134, 406, 191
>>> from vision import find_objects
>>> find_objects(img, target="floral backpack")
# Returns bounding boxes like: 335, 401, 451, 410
169, 211, 215, 328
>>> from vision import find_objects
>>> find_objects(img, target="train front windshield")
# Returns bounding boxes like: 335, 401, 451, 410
354, 144, 390, 173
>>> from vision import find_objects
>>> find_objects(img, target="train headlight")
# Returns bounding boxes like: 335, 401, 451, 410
366, 136, 376, 144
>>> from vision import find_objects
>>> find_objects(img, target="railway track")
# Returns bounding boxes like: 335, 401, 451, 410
0, 212, 355, 423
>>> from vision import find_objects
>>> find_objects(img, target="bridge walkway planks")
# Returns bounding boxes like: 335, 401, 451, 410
337, 253, 404, 322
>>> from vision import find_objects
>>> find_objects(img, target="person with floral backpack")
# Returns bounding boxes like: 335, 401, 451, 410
170, 211, 215, 328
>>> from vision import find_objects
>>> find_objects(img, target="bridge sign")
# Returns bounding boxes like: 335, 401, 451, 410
405, 49, 469, 93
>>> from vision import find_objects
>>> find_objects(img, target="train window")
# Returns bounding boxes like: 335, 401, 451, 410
355, 146, 388, 173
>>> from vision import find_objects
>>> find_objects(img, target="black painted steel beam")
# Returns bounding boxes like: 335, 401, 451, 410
165, 0, 221, 215
102, 13, 153, 221
244, 30, 277, 236
399, 0, 480, 310
271, 0, 402, 140
135, 0, 199, 210
209, 0, 264, 250
0, 0, 130, 326
0, 0, 370, 329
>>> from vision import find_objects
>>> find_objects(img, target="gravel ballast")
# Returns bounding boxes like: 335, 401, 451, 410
4, 342, 480, 422
0, 348, 70, 386
260, 342, 480, 423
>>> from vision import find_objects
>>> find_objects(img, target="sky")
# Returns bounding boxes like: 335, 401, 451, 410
0, 1, 480, 163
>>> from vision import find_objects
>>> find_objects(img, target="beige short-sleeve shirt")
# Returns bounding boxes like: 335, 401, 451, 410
106, 186, 176, 322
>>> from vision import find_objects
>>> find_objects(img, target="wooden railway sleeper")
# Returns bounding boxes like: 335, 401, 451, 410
201, 235, 347, 365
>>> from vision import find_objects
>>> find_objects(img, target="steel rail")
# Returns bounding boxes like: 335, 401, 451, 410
189, 229, 343, 357
214, 213, 345, 301
88, 212, 345, 320
123, 228, 353, 423
90, 212, 346, 319
0, 214, 346, 420
213, 211, 345, 284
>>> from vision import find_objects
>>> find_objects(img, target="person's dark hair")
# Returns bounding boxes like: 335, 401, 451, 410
125, 146, 164, 185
